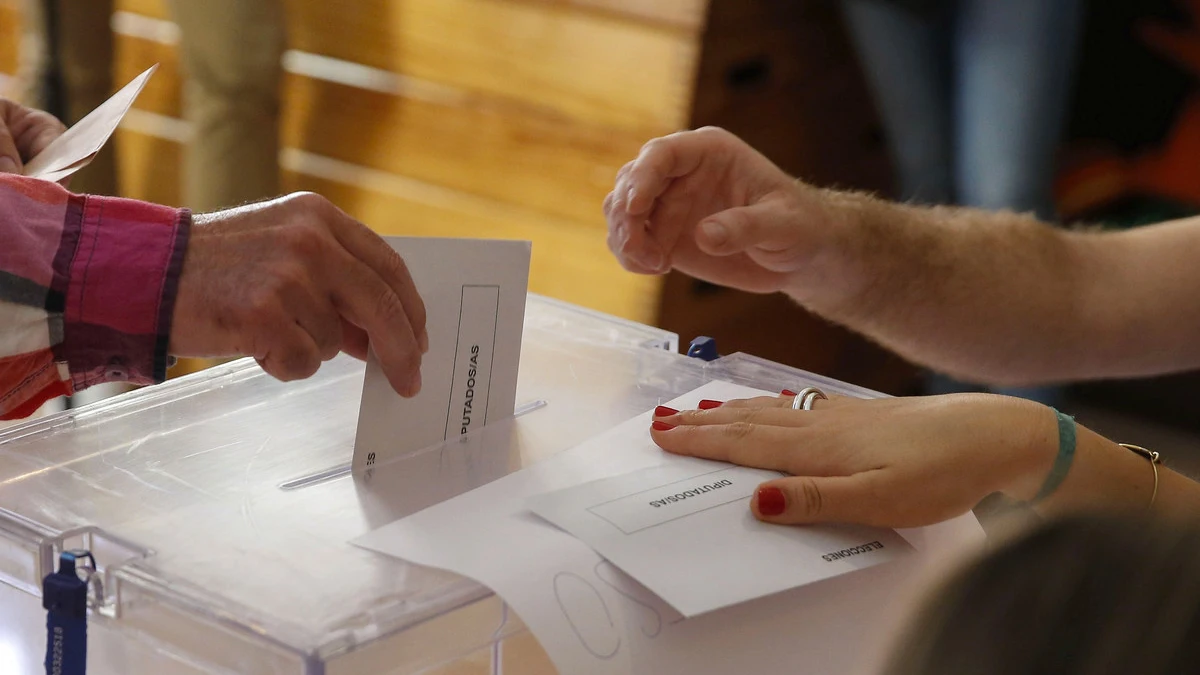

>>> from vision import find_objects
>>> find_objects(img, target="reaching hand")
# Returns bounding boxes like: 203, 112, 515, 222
605, 127, 839, 295
171, 193, 429, 396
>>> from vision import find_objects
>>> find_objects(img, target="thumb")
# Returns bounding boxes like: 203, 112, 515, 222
752, 475, 880, 526
694, 199, 800, 258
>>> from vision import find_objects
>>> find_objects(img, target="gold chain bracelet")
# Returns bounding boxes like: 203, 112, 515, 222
1118, 443, 1163, 510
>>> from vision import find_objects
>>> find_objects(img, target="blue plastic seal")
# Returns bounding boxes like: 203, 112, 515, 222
43, 550, 91, 675
687, 336, 720, 361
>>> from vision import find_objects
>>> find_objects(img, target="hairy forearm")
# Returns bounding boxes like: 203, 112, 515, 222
1070, 218, 1200, 378
786, 186, 1090, 385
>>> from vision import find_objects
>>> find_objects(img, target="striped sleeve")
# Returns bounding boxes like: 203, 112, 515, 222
0, 174, 191, 420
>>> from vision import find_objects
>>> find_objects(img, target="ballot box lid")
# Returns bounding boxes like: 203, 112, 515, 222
0, 294, 878, 674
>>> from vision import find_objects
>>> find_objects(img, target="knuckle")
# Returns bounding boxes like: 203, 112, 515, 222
722, 421, 755, 441
790, 479, 824, 518
639, 137, 667, 160
734, 407, 764, 424
316, 324, 342, 359
286, 191, 330, 212
694, 125, 729, 140
246, 287, 281, 317
34, 110, 66, 133
281, 346, 320, 379
320, 341, 340, 361
380, 248, 410, 282
280, 222, 327, 258
376, 289, 406, 324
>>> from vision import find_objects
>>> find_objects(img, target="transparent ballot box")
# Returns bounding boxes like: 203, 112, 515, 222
0, 295, 880, 674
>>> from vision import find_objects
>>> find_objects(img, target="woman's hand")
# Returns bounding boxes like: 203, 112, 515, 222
0, 99, 67, 174
605, 127, 842, 295
651, 393, 1058, 528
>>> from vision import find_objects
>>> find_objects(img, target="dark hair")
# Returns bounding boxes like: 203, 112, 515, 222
884, 515, 1200, 675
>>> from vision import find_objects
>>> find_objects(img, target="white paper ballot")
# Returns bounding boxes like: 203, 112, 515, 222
528, 462, 913, 617
353, 237, 530, 471
23, 65, 157, 182
353, 380, 985, 675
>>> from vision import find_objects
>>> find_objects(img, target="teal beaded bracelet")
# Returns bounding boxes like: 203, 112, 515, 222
1030, 409, 1077, 504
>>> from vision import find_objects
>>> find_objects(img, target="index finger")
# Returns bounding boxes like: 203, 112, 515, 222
328, 247, 424, 396
16, 109, 67, 158
317, 202, 428, 352
624, 130, 709, 216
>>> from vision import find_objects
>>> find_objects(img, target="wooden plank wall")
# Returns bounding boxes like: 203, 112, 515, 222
0, 1, 18, 79
1, 0, 709, 323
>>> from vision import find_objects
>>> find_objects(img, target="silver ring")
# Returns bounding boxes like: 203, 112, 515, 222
791, 387, 826, 410
802, 389, 828, 410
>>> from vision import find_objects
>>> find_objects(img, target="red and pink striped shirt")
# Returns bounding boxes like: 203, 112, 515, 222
0, 174, 190, 419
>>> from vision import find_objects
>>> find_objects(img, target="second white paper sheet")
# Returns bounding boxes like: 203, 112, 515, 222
528, 461, 913, 618
353, 380, 985, 675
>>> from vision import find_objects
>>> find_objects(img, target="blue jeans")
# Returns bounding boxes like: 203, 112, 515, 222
842, 0, 1083, 404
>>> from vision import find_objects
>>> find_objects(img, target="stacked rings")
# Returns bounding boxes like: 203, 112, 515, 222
791, 387, 828, 411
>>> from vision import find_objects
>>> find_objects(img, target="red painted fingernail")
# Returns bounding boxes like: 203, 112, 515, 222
757, 486, 786, 516
781, 389, 798, 397
654, 405, 679, 417
651, 420, 676, 431
698, 399, 723, 410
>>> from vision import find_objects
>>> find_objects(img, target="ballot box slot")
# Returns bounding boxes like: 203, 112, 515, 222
278, 398, 549, 492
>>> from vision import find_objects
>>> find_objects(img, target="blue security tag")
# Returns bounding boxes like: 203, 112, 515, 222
687, 336, 720, 361
43, 550, 91, 675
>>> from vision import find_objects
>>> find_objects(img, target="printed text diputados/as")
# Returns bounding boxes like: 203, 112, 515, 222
648, 479, 733, 508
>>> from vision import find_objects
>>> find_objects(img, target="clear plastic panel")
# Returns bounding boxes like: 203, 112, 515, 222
0, 295, 867, 674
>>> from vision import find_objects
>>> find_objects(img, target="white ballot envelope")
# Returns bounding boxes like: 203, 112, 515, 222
528, 461, 913, 617
353, 380, 984, 675
23, 65, 157, 183
353, 237, 531, 471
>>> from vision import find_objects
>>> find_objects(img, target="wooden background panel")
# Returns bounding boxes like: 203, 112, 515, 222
283, 75, 640, 227
114, 33, 644, 226
116, 130, 661, 321
0, 2, 19, 76
116, 0, 700, 133
116, 0, 708, 31
114, 0, 168, 19
289, 161, 663, 322
115, 128, 182, 206
548, 0, 706, 29
284, 0, 698, 132
112, 30, 181, 116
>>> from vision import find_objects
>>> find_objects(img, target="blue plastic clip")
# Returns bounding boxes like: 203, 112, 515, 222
43, 550, 91, 675
687, 336, 719, 362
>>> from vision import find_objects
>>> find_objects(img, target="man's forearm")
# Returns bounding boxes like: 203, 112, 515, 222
0, 174, 188, 419
785, 187, 1098, 385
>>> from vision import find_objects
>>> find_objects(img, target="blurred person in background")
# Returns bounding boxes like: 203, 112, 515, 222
841, 0, 1084, 405
17, 0, 118, 196
18, 0, 285, 209
164, 0, 286, 212
883, 515, 1200, 675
